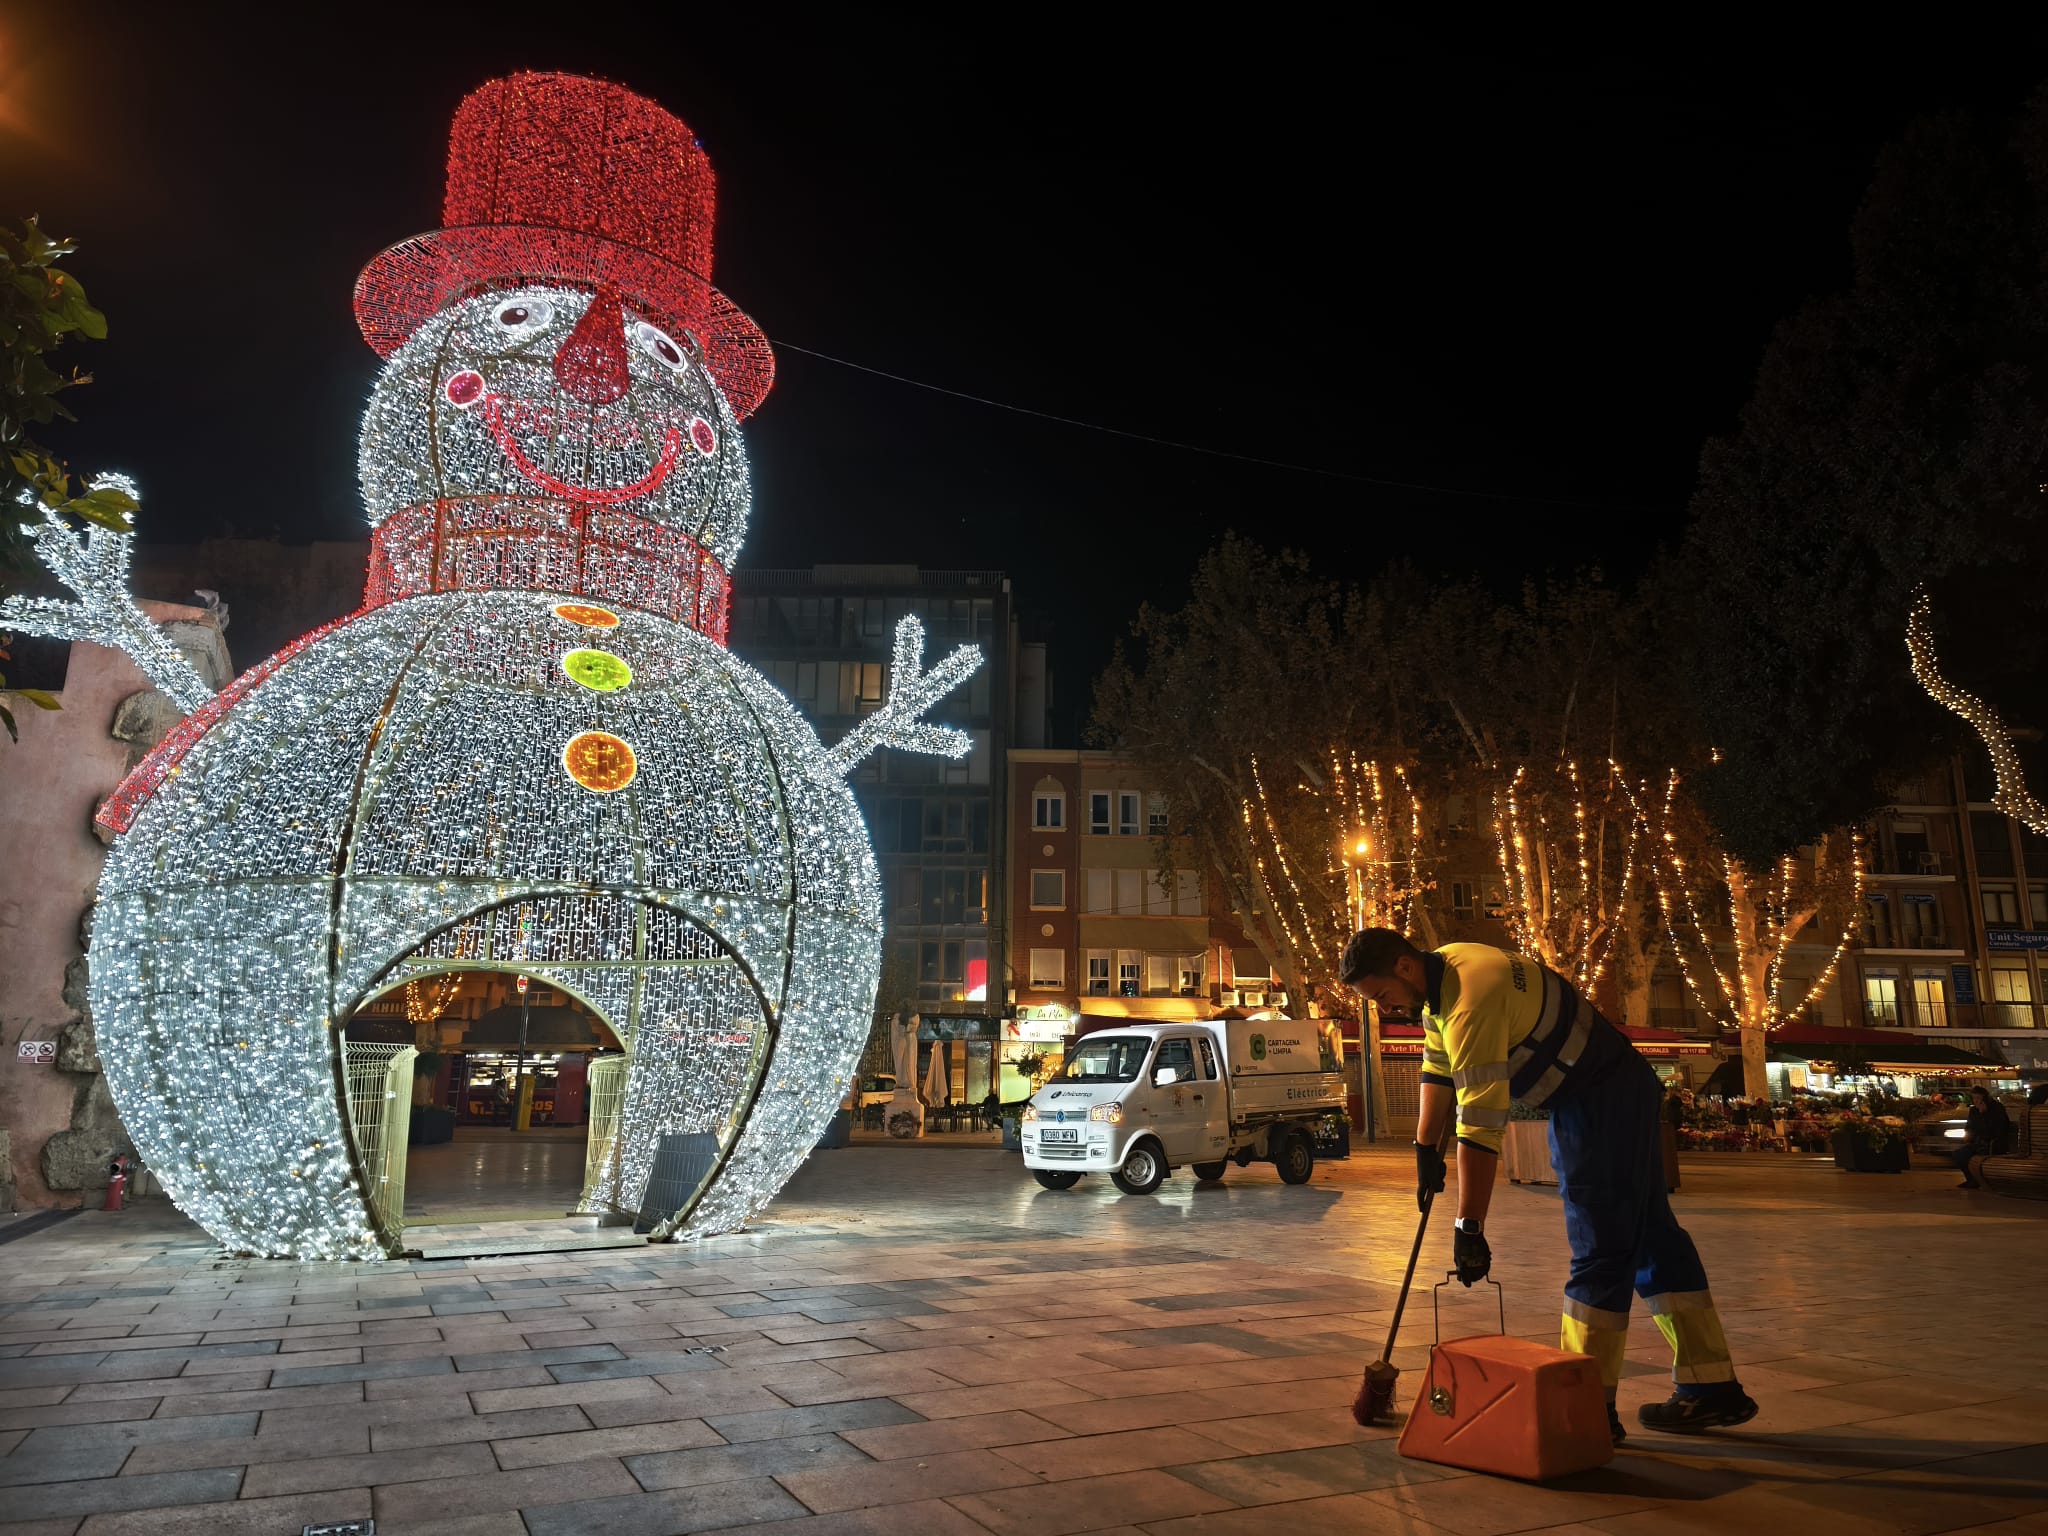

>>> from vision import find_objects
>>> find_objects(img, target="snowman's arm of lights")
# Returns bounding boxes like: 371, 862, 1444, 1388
0, 479, 216, 714
1907, 590, 2046, 835
819, 615, 982, 777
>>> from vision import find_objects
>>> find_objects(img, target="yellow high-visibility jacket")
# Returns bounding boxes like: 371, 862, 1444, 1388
1418, 942, 1546, 1153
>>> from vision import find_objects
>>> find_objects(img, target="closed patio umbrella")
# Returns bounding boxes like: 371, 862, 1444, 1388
924, 1038, 949, 1106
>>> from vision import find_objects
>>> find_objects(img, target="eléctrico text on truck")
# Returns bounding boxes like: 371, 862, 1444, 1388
1019, 1018, 1351, 1194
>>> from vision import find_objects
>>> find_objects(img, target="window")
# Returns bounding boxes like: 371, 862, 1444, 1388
969, 801, 990, 854
941, 940, 964, 984
1086, 951, 1112, 996
1089, 792, 1111, 835
2032, 885, 2048, 925
1982, 887, 2019, 926
1114, 869, 1143, 914
1229, 947, 1271, 985
1175, 870, 1203, 916
1119, 792, 1141, 836
1451, 881, 1476, 920
1145, 873, 1174, 916
1862, 895, 1891, 947
1990, 966, 2034, 1028
1909, 971, 1949, 1029
1034, 791, 1064, 830
1197, 1038, 1218, 1080
1145, 954, 1175, 994
1028, 948, 1065, 989
920, 941, 941, 983
1863, 972, 1898, 1026
1177, 953, 1205, 996
965, 869, 988, 924
894, 867, 920, 921
839, 661, 885, 716
1899, 893, 1943, 946
1084, 869, 1112, 913
1153, 1038, 1196, 1084
1148, 795, 1169, 836
943, 870, 967, 924
1030, 870, 1066, 910
1117, 950, 1141, 997
795, 660, 818, 705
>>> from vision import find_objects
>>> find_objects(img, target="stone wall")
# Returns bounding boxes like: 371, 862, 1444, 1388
0, 602, 231, 1210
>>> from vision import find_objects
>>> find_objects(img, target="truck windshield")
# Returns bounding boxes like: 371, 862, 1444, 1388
1060, 1036, 1150, 1083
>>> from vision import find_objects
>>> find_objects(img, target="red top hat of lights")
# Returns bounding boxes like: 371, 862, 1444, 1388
354, 71, 773, 418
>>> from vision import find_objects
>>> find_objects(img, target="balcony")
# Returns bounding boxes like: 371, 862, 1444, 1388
1865, 851, 1949, 877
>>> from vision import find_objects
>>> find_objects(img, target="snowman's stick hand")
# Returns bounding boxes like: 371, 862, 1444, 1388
0, 481, 216, 713
820, 615, 982, 777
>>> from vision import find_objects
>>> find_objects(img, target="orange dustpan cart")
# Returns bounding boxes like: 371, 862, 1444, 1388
1397, 1279, 1613, 1482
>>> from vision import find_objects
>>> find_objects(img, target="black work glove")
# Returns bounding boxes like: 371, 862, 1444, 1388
1453, 1224, 1492, 1287
1414, 1140, 1447, 1212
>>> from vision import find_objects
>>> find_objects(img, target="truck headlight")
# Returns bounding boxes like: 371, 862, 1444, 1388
1021, 1103, 1039, 1123
1089, 1102, 1121, 1123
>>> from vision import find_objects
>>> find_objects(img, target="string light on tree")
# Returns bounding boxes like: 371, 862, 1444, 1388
8, 72, 979, 1260
1906, 590, 2047, 836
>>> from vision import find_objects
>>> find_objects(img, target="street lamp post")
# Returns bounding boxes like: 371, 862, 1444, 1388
1341, 834, 1384, 1145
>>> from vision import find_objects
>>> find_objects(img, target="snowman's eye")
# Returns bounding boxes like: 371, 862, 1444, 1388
495, 298, 554, 330
634, 321, 692, 373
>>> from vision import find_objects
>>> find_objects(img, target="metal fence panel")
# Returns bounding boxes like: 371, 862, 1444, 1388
579, 1055, 631, 1213
342, 1042, 415, 1241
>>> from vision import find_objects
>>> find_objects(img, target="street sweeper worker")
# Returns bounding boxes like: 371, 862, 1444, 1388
1340, 929, 1757, 1440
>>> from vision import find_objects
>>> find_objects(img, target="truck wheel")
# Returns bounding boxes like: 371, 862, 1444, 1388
1111, 1141, 1166, 1195
1032, 1169, 1081, 1190
1191, 1161, 1228, 1182
1276, 1132, 1314, 1185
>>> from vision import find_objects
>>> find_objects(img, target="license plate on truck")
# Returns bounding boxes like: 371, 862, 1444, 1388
1040, 1128, 1079, 1143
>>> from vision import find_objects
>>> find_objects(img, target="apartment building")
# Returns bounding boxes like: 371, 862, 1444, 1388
1003, 749, 1272, 1096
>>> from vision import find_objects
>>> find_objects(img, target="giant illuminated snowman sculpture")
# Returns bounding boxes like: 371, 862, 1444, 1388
2, 73, 976, 1259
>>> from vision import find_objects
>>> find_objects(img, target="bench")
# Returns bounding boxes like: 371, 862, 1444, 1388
1977, 1101, 2048, 1201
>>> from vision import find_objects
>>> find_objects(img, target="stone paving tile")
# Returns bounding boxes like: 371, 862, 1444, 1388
520, 1476, 811, 1534
703, 1396, 921, 1444
780, 1445, 1045, 1513
154, 1381, 363, 1418
242, 1439, 498, 1498
371, 1458, 641, 1522
841, 1407, 1072, 1460
0, 1465, 244, 1522
991, 1427, 1237, 1483
951, 1466, 1235, 1534
69, 1487, 374, 1536
491, 1415, 725, 1468
716, 1494, 1006, 1536
121, 1421, 369, 1475
625, 1430, 870, 1490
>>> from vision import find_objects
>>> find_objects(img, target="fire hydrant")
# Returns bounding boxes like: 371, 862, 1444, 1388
103, 1155, 128, 1212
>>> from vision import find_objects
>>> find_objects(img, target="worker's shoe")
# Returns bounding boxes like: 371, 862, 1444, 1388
1637, 1386, 1758, 1434
1607, 1404, 1627, 1445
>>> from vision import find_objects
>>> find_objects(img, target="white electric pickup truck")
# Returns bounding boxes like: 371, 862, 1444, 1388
1020, 1019, 1349, 1194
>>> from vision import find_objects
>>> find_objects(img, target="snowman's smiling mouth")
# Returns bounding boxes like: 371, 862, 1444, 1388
481, 393, 683, 504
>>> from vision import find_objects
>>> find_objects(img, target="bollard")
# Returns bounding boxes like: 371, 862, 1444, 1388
103, 1155, 128, 1212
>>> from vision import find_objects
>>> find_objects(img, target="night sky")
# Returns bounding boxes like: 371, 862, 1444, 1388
9, 15, 2048, 737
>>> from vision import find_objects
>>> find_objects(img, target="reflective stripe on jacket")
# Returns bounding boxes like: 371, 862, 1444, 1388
1420, 943, 1628, 1152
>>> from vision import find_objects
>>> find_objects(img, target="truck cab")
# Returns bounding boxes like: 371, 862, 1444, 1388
1020, 1020, 1345, 1195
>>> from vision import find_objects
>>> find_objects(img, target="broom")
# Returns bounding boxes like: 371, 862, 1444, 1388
1353, 1126, 1451, 1425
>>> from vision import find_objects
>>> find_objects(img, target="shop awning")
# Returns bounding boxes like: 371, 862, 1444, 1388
461, 1005, 606, 1049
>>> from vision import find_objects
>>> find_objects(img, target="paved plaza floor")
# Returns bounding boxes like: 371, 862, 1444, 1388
1, 1144, 2044, 1535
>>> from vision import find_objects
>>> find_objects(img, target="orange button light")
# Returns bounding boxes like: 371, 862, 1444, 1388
553, 601, 620, 628
563, 731, 638, 792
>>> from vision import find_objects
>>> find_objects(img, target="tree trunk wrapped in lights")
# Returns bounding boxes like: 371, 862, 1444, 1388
1628, 770, 1862, 1099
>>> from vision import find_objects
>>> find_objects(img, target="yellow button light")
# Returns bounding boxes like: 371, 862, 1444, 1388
563, 649, 632, 692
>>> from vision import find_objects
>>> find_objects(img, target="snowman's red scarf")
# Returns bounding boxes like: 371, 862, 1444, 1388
96, 610, 362, 838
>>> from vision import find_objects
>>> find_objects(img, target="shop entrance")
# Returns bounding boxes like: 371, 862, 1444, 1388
341, 968, 632, 1252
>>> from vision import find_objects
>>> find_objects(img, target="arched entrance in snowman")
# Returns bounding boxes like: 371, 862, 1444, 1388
335, 890, 780, 1255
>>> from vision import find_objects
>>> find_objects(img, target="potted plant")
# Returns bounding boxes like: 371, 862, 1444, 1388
1830, 1111, 1910, 1172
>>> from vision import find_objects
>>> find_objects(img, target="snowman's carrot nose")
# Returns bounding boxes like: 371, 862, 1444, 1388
553, 287, 632, 405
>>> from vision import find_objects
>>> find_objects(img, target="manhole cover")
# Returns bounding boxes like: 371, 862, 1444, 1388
304, 1523, 373, 1536
683, 1345, 726, 1357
